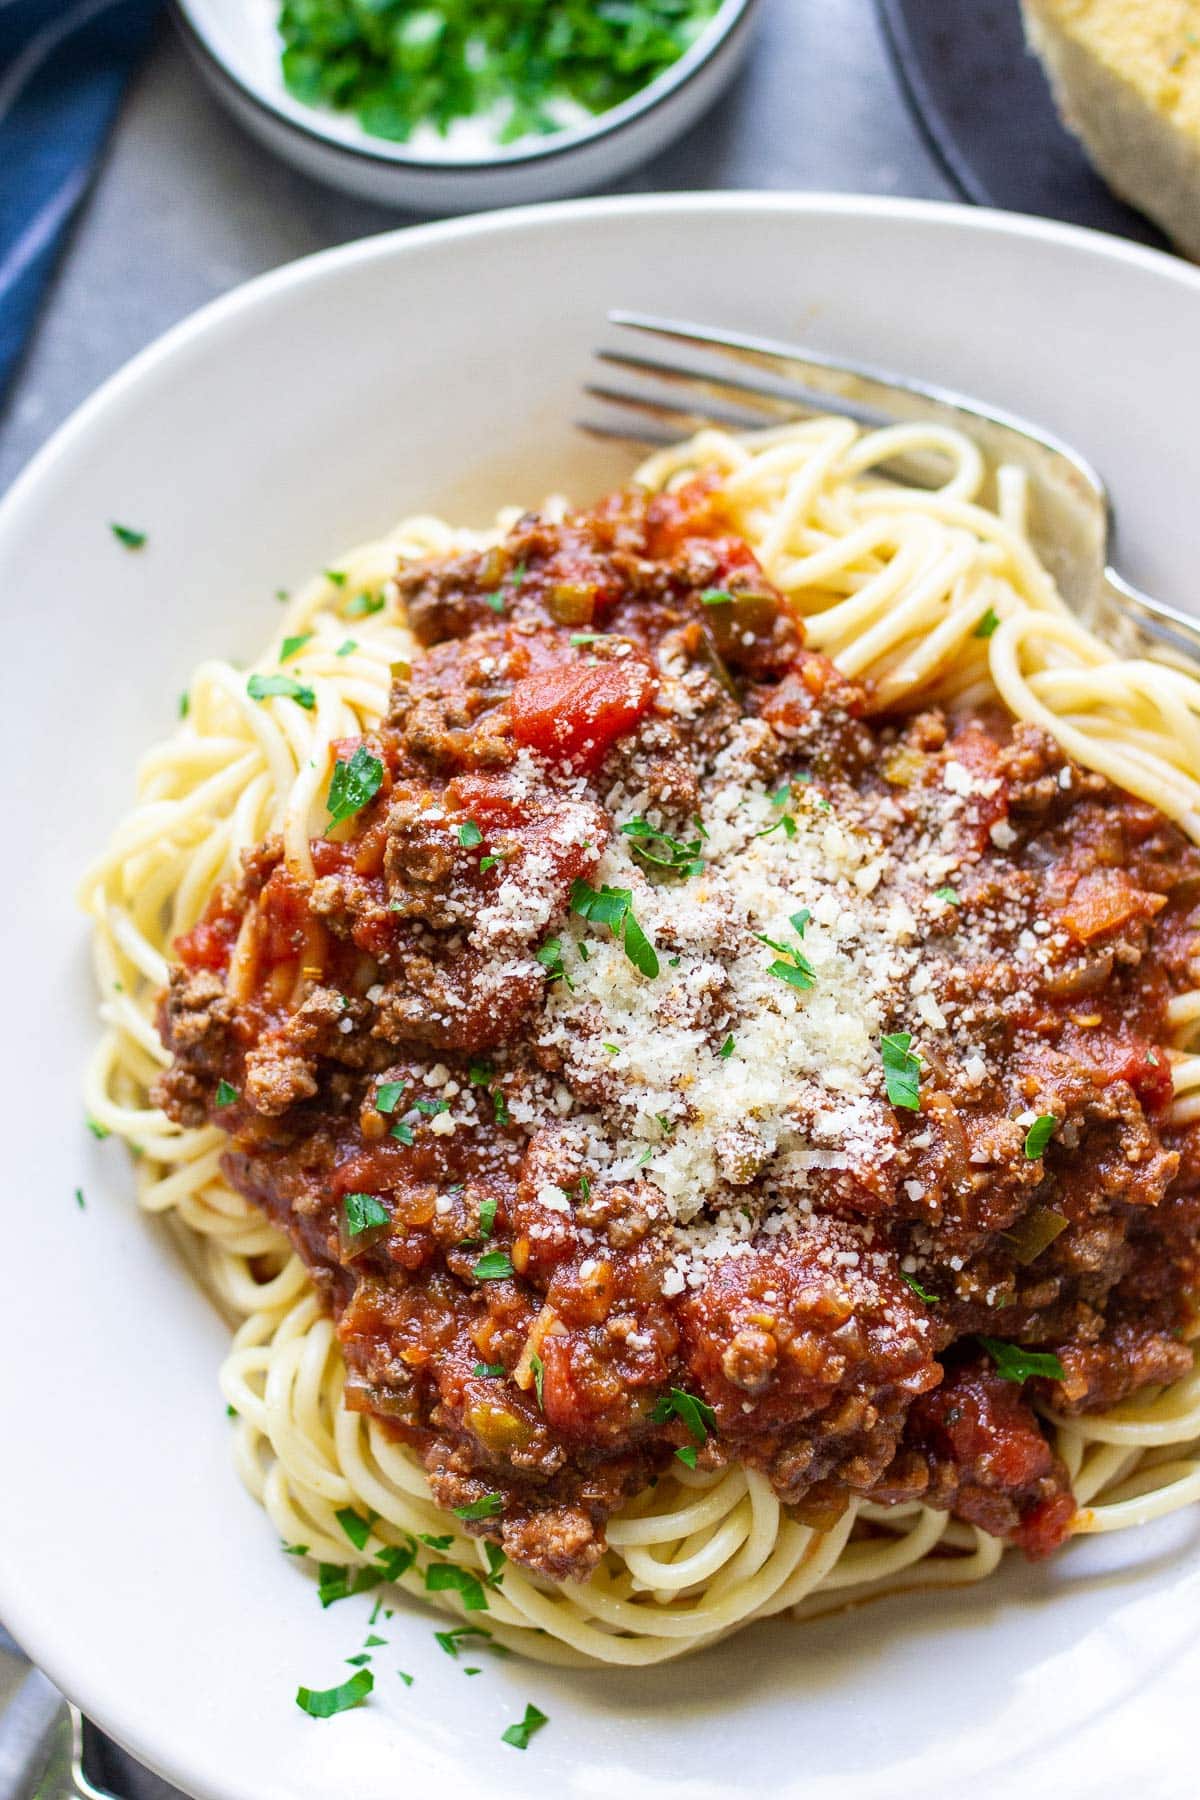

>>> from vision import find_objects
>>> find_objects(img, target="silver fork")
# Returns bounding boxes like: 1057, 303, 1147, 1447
581, 310, 1200, 665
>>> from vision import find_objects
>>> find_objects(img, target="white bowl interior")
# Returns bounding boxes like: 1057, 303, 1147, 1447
2, 196, 1200, 1800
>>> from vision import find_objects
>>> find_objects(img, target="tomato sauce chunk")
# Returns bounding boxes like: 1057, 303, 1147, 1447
508, 658, 655, 770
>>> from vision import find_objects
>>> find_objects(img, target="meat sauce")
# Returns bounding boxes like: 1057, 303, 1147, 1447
155, 483, 1200, 1579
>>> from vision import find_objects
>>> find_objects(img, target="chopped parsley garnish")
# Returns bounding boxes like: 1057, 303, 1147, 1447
454, 1492, 504, 1521
479, 855, 500, 873
178, 691, 190, 718
501, 1704, 549, 1751
325, 568, 347, 585
674, 1445, 698, 1469
280, 632, 313, 662
881, 1032, 922, 1109
756, 921, 816, 992
280, 0, 716, 146
472, 1250, 514, 1281
336, 638, 357, 656
375, 1080, 405, 1114
1023, 1113, 1057, 1159
345, 589, 384, 617
325, 744, 384, 832
246, 671, 315, 709
650, 1387, 717, 1444
110, 522, 146, 549
473, 1362, 505, 1379
343, 1193, 389, 1237
979, 1337, 1065, 1384
345, 1653, 371, 1667
757, 787, 807, 841
390, 1121, 415, 1146
484, 592, 505, 613
458, 1195, 499, 1252
281, 1541, 309, 1555
699, 587, 733, 605
570, 632, 605, 646
295, 1670, 373, 1718
484, 1542, 507, 1586
619, 815, 704, 878
414, 1097, 450, 1116
419, 1533, 455, 1551
973, 607, 1001, 639
317, 1563, 383, 1607
900, 1270, 939, 1304
335, 1507, 373, 1550
534, 936, 574, 989
375, 1542, 416, 1582
398, 1671, 414, 1686
468, 1061, 509, 1126
570, 879, 659, 978
86, 1117, 111, 1140
530, 1351, 545, 1410
718, 1034, 735, 1058
215, 1079, 238, 1107
74, 1187, 86, 1211
425, 1564, 488, 1612
933, 885, 960, 905
458, 819, 483, 848
434, 1625, 497, 1658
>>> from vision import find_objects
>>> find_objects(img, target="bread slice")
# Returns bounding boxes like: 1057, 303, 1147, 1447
1022, 0, 1200, 258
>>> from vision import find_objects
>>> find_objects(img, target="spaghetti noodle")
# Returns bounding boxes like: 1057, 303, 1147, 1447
82, 418, 1200, 1666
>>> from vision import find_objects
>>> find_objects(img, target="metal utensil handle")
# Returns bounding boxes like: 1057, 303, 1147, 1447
1105, 567, 1200, 665
0, 1666, 62, 1799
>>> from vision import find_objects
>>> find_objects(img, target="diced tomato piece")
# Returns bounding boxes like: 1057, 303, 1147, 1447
1013, 1488, 1076, 1559
259, 866, 311, 964
443, 774, 531, 828
330, 733, 365, 763
508, 659, 656, 770
1067, 1028, 1176, 1113
913, 1363, 1056, 1490
1059, 871, 1166, 942
173, 913, 238, 973
332, 1145, 409, 1197
311, 838, 357, 877
642, 475, 725, 554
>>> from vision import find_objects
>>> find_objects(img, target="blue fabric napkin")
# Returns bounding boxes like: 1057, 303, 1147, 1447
0, 0, 160, 406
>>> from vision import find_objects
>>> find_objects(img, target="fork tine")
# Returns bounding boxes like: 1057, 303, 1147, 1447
574, 416, 679, 449
583, 381, 772, 436
608, 309, 877, 389
584, 376, 943, 491
597, 343, 889, 431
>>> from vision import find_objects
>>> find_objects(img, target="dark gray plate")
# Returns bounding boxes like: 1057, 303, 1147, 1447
877, 0, 1169, 249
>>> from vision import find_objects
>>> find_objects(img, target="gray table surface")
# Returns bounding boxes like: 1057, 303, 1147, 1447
0, 1, 952, 1792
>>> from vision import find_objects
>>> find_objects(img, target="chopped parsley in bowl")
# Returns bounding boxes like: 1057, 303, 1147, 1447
277, 0, 722, 150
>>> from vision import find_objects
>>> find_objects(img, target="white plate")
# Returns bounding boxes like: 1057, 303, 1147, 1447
172, 0, 760, 211
1, 195, 1199, 1800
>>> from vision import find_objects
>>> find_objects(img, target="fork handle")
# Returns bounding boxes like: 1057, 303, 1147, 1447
1103, 567, 1200, 666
